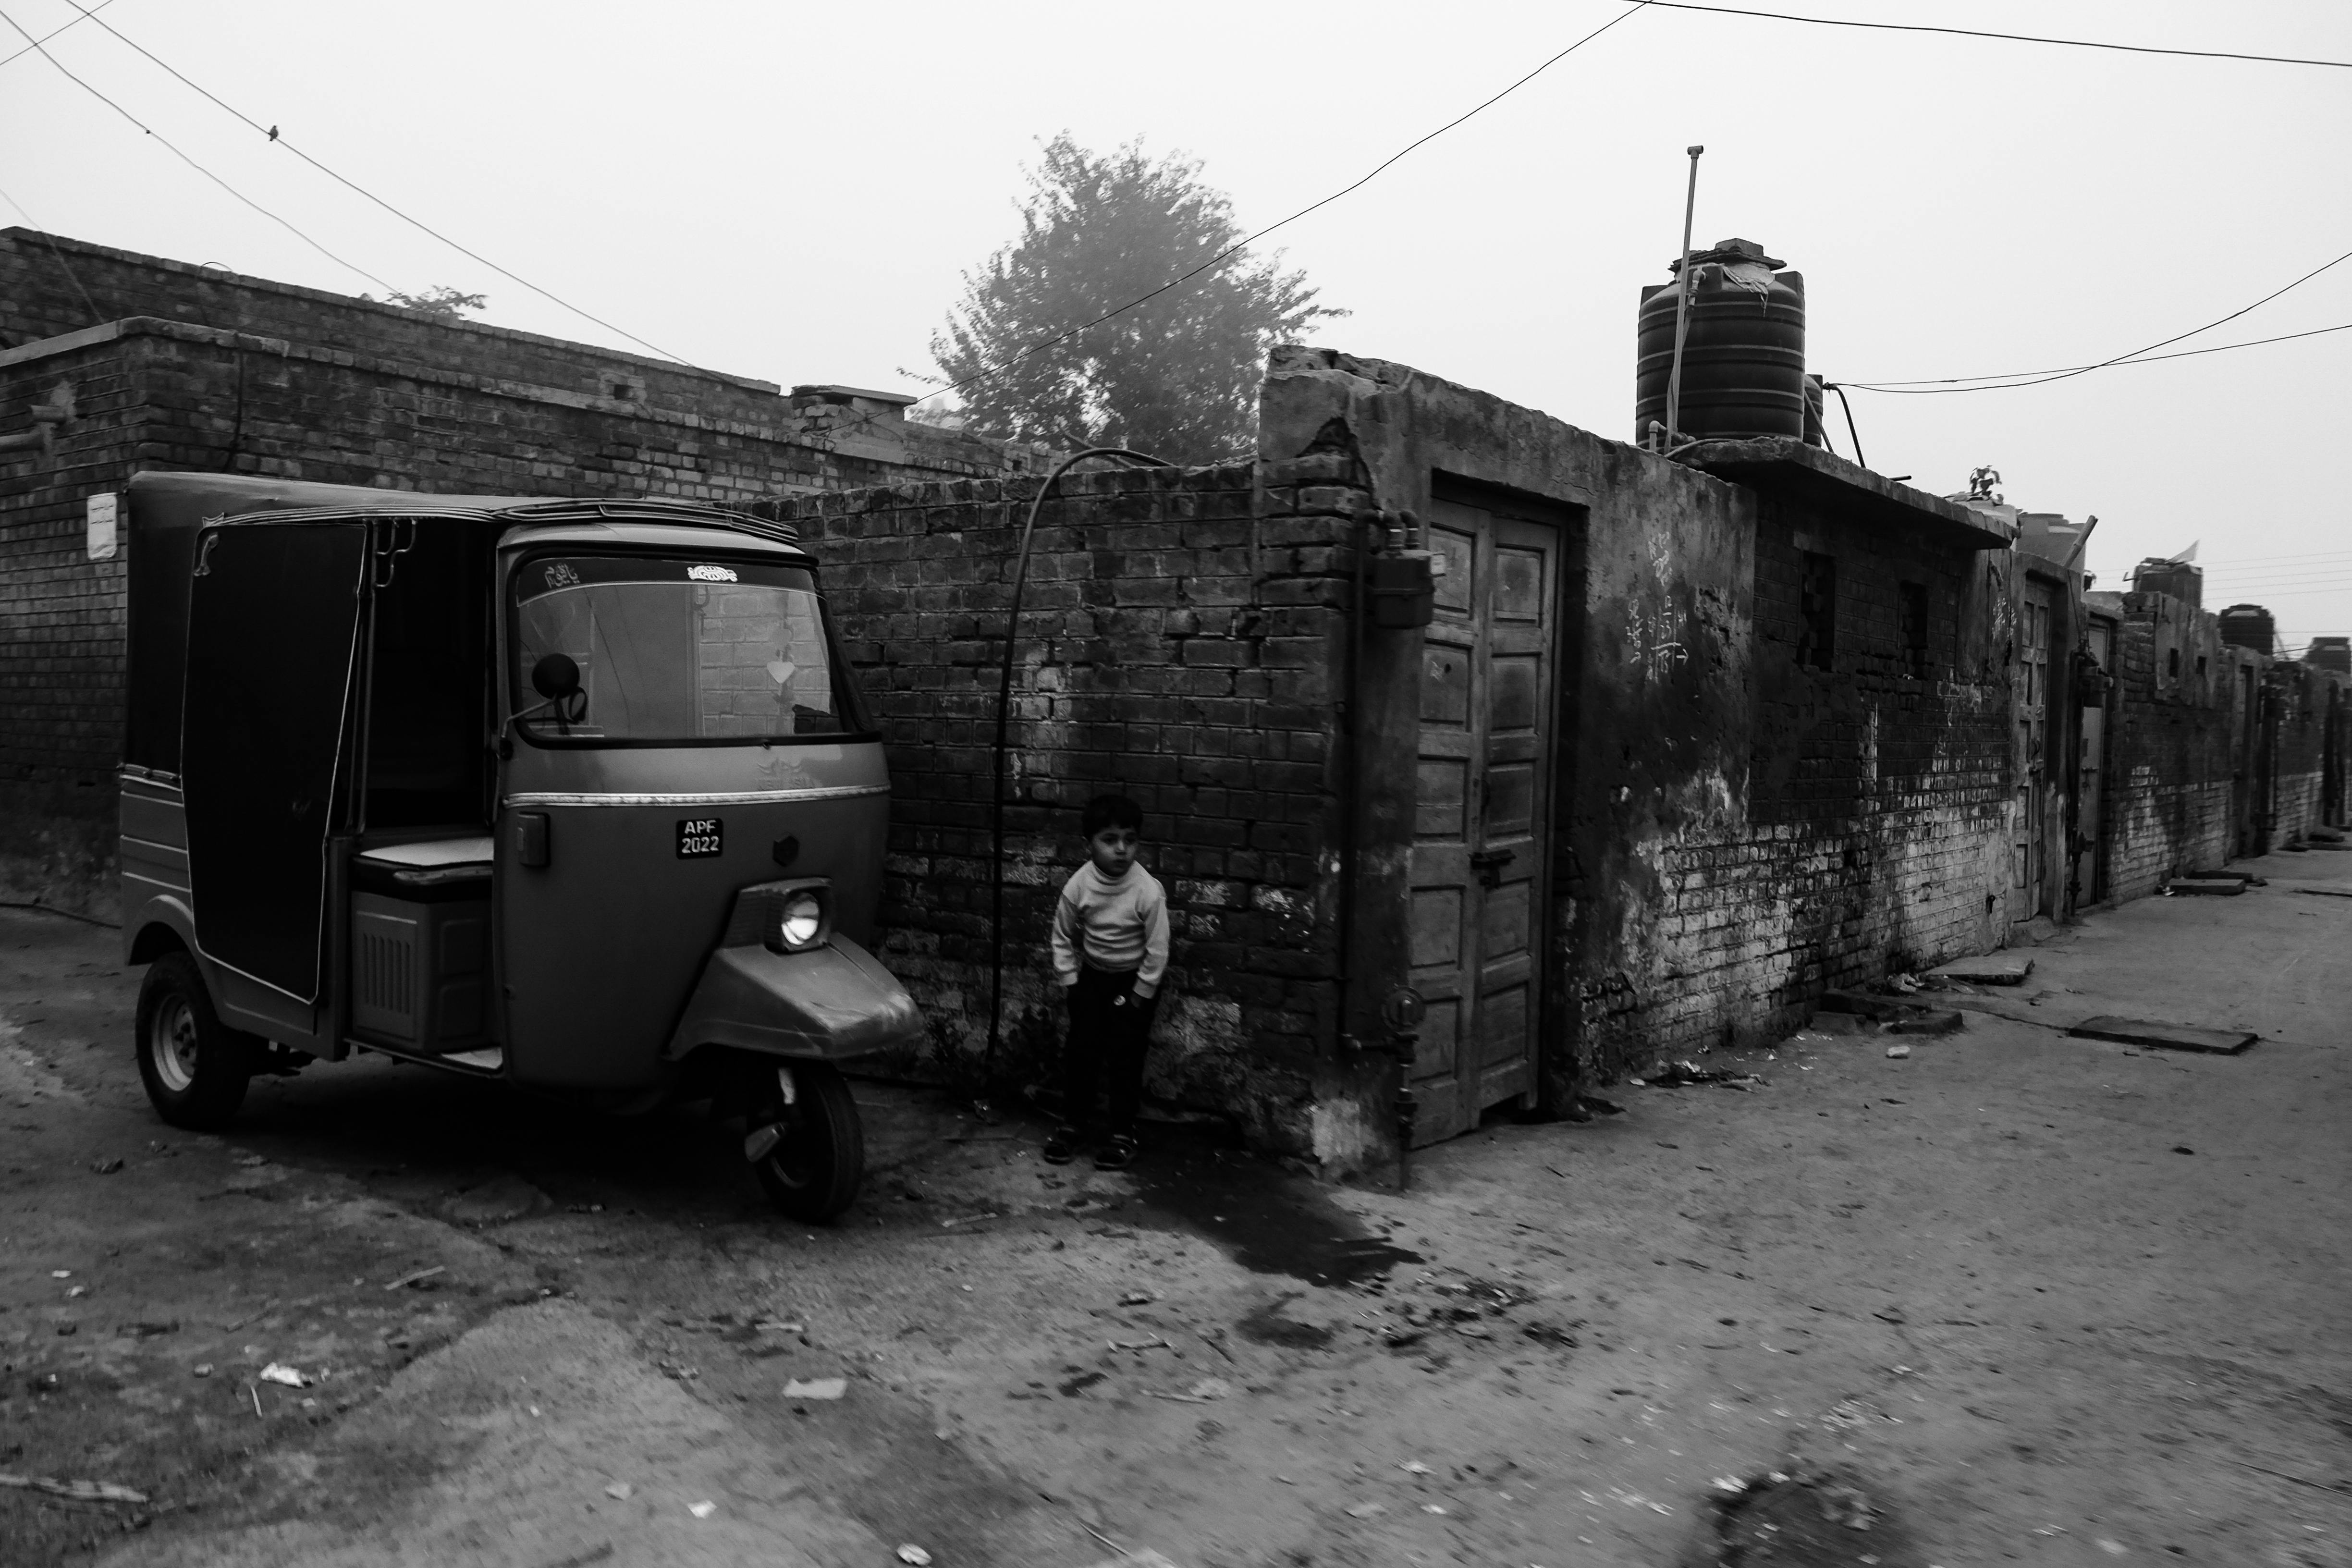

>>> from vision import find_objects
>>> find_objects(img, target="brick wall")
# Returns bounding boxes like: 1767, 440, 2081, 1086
1, 231, 1025, 484
0, 228, 1039, 917
1579, 501, 2011, 1070
2100, 592, 2230, 895
755, 458, 1360, 1153
0, 331, 147, 906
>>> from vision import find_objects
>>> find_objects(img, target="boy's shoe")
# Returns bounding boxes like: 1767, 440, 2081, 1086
1041, 1124, 1084, 1165
1093, 1131, 1138, 1171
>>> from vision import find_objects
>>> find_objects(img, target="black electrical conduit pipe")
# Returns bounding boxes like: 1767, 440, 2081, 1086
985, 446, 1173, 1090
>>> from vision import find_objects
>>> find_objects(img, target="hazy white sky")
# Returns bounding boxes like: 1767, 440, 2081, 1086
5, 1, 2348, 647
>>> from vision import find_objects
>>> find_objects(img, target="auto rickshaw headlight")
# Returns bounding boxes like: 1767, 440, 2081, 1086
776, 891, 825, 951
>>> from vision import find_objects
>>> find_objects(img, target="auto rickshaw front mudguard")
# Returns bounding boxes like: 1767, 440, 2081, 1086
664, 934, 922, 1064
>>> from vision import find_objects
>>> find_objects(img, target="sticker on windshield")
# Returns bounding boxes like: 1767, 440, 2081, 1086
687, 564, 739, 582
677, 817, 724, 858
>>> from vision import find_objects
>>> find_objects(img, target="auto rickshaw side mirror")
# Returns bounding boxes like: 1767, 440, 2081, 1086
531, 653, 581, 701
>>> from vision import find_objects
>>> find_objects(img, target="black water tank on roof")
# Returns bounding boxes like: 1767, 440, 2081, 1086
2218, 603, 2276, 655
1636, 238, 1808, 444
2307, 636, 2350, 674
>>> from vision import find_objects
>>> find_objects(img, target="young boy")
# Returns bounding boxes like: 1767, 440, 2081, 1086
1043, 794, 1170, 1170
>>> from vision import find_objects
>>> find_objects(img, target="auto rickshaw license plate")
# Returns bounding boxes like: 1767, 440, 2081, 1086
676, 817, 723, 858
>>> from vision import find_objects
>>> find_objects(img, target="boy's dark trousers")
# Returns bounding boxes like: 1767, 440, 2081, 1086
1062, 963, 1159, 1133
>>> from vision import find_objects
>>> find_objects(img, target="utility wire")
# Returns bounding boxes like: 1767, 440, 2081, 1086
0, 0, 108, 69
51, 0, 697, 368
881, 1, 1651, 443
1845, 244, 2352, 392
1631, 1, 2352, 70
1843, 320, 2352, 395
0, 4, 396, 294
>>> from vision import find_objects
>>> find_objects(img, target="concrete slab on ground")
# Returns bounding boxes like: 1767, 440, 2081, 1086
2068, 1016, 2260, 1054
2165, 877, 2245, 896
1925, 953, 2033, 985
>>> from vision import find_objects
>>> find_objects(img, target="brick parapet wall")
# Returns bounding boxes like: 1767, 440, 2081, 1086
1, 231, 1025, 483
756, 454, 1366, 1152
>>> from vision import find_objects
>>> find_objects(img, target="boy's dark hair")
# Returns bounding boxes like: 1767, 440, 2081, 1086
1081, 793, 1144, 837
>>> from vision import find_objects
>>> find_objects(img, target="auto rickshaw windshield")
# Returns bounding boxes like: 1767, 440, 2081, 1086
511, 553, 867, 744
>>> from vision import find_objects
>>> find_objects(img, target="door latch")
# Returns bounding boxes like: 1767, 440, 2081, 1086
1468, 846, 1515, 887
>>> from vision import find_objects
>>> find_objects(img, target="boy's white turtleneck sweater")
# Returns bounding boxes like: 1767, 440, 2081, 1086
1050, 861, 1171, 997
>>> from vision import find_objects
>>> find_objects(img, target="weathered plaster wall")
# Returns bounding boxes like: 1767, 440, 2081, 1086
1257, 348, 2015, 1102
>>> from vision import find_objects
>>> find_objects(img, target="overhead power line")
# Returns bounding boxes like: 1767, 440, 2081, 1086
859, 1, 1653, 452
1631, 1, 2352, 70
0, 0, 108, 69
1842, 243, 2352, 394
50, 0, 697, 368
1844, 320, 2352, 394
0, 4, 396, 294
910, 1, 1648, 419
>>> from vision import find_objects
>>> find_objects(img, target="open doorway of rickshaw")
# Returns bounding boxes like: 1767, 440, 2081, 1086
356, 521, 495, 838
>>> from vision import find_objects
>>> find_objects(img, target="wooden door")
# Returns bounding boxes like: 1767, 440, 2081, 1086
2016, 584, 2053, 915
2072, 623, 2110, 907
1407, 495, 1562, 1146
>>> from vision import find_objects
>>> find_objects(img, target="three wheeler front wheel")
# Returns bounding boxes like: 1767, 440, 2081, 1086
135, 953, 258, 1131
740, 1057, 863, 1223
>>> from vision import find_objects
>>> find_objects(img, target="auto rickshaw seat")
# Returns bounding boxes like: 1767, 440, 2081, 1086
351, 835, 494, 903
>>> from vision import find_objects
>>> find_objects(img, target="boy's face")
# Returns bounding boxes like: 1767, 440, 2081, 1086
1088, 826, 1140, 878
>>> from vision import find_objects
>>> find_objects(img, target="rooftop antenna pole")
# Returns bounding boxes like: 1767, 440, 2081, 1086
1666, 144, 1705, 448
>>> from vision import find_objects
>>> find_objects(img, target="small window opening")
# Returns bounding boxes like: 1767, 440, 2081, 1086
1898, 581, 1929, 678
2168, 648, 2181, 678
1797, 551, 1837, 671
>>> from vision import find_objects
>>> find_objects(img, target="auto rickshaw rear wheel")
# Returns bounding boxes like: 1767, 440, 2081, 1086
739, 1057, 863, 1223
135, 952, 259, 1130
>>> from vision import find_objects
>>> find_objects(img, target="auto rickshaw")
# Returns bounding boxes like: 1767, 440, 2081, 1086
116, 472, 920, 1220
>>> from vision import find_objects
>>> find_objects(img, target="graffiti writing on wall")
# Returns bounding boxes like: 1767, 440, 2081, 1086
1627, 605, 1690, 680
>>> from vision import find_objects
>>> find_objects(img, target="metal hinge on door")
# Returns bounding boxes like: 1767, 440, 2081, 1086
1469, 846, 1515, 888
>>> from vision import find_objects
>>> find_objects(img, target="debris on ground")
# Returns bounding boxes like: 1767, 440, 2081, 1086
783, 1377, 847, 1400
604, 1482, 631, 1500
1691, 1465, 1917, 1566
90, 1156, 123, 1174
687, 1499, 716, 1519
1634, 1060, 1768, 1090
258, 1363, 311, 1388
895, 1546, 931, 1566
383, 1264, 447, 1291
0, 1472, 148, 1505
1885, 1045, 1911, 1059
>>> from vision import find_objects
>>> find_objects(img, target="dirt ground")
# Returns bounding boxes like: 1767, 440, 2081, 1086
3, 846, 2348, 1568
